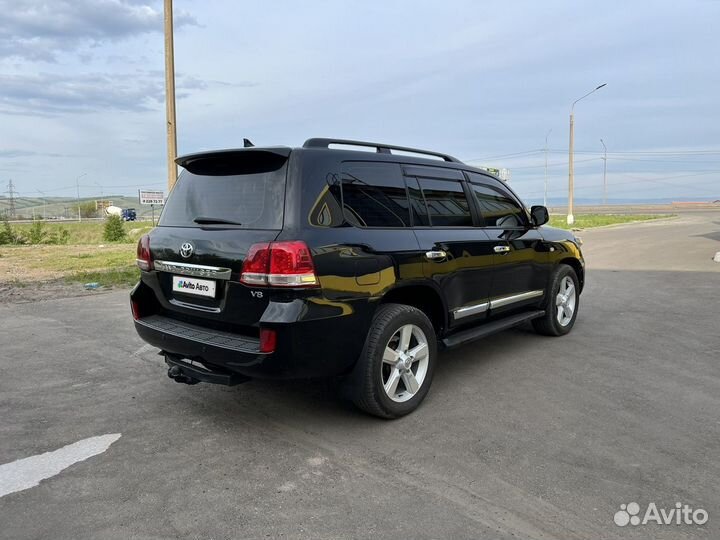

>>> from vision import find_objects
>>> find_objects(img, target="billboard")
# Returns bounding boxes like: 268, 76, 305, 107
138, 190, 165, 205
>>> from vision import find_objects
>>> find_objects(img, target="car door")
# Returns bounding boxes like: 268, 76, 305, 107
465, 172, 549, 316
405, 165, 496, 328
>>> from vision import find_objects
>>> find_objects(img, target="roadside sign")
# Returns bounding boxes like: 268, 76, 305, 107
139, 190, 165, 206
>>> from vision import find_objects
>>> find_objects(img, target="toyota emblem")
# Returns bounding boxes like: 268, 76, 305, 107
179, 242, 194, 259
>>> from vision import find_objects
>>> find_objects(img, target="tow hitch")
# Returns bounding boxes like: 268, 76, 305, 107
164, 353, 251, 386
167, 364, 200, 385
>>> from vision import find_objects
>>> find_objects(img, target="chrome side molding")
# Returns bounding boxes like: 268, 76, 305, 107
490, 290, 543, 309
452, 290, 544, 320
154, 260, 232, 280
452, 302, 489, 320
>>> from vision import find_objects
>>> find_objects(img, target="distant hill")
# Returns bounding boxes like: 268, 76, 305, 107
0, 195, 158, 219
525, 196, 720, 206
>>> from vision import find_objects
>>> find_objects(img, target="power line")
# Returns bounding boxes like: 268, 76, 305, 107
519, 171, 720, 197
597, 156, 720, 164
13, 181, 166, 196
463, 149, 543, 162
548, 148, 720, 156
509, 157, 601, 170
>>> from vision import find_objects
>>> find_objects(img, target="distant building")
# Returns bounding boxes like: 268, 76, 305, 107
480, 167, 511, 182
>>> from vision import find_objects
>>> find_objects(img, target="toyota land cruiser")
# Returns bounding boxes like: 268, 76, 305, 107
131, 138, 584, 418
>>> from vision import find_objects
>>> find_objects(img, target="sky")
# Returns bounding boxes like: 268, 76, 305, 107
1, 0, 719, 207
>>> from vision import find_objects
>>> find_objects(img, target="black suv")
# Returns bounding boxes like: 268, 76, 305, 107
131, 138, 584, 418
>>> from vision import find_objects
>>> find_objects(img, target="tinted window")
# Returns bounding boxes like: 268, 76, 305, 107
341, 162, 410, 227
405, 177, 431, 226
416, 178, 472, 227
160, 166, 286, 229
308, 179, 345, 228
466, 173, 526, 228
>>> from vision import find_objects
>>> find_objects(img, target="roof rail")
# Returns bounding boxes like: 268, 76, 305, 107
302, 138, 462, 163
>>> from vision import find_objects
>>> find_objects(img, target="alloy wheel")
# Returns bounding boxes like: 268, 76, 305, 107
556, 276, 577, 326
381, 324, 430, 403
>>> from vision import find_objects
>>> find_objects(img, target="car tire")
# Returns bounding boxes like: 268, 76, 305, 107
532, 264, 580, 336
350, 303, 437, 419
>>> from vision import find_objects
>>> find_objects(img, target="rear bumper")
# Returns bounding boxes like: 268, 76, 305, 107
131, 280, 375, 380
134, 314, 270, 369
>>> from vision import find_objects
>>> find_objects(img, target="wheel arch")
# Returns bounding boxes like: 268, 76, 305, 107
379, 283, 448, 336
558, 257, 584, 292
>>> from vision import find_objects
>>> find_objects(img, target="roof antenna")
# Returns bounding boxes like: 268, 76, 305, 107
243, 138, 255, 148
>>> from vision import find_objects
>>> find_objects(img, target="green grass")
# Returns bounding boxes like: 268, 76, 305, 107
65, 266, 140, 288
34, 246, 137, 272
0, 244, 137, 283
12, 221, 153, 244
548, 214, 671, 229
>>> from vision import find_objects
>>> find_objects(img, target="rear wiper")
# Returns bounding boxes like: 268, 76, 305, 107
193, 216, 243, 225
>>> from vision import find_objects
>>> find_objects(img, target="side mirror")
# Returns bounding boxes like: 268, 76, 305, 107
530, 205, 549, 227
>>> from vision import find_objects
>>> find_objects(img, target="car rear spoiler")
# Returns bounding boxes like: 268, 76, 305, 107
176, 147, 292, 175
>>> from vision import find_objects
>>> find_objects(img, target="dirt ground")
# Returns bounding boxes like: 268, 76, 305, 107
0, 279, 115, 304
0, 244, 134, 304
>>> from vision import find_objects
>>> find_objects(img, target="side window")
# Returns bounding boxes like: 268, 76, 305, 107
405, 177, 431, 226
416, 178, 472, 227
341, 162, 411, 227
466, 173, 527, 228
308, 180, 345, 227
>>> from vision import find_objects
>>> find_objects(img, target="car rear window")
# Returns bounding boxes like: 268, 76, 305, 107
159, 161, 287, 229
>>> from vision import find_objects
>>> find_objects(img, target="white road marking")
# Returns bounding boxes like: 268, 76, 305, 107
0, 433, 121, 498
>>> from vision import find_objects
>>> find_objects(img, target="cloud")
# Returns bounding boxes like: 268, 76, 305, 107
0, 149, 67, 159
0, 0, 197, 61
0, 71, 163, 114
0, 71, 222, 115
0, 149, 36, 158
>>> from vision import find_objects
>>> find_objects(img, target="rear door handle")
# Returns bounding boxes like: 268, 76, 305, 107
493, 245, 511, 254
425, 250, 447, 260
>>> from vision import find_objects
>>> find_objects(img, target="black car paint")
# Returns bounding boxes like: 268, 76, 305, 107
132, 145, 584, 380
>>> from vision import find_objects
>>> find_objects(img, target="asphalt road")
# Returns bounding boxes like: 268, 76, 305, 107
1, 211, 718, 539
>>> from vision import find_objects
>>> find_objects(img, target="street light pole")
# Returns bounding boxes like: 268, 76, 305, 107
164, 0, 178, 192
544, 129, 552, 207
568, 83, 607, 225
600, 138, 607, 205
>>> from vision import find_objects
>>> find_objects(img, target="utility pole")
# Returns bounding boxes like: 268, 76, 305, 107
76, 172, 86, 222
568, 83, 607, 225
600, 138, 608, 205
544, 129, 552, 207
6, 179, 17, 218
164, 0, 178, 191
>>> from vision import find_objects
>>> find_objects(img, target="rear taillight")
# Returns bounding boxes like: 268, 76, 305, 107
259, 328, 277, 353
240, 241, 318, 287
136, 234, 153, 271
131, 299, 141, 320
240, 242, 272, 286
